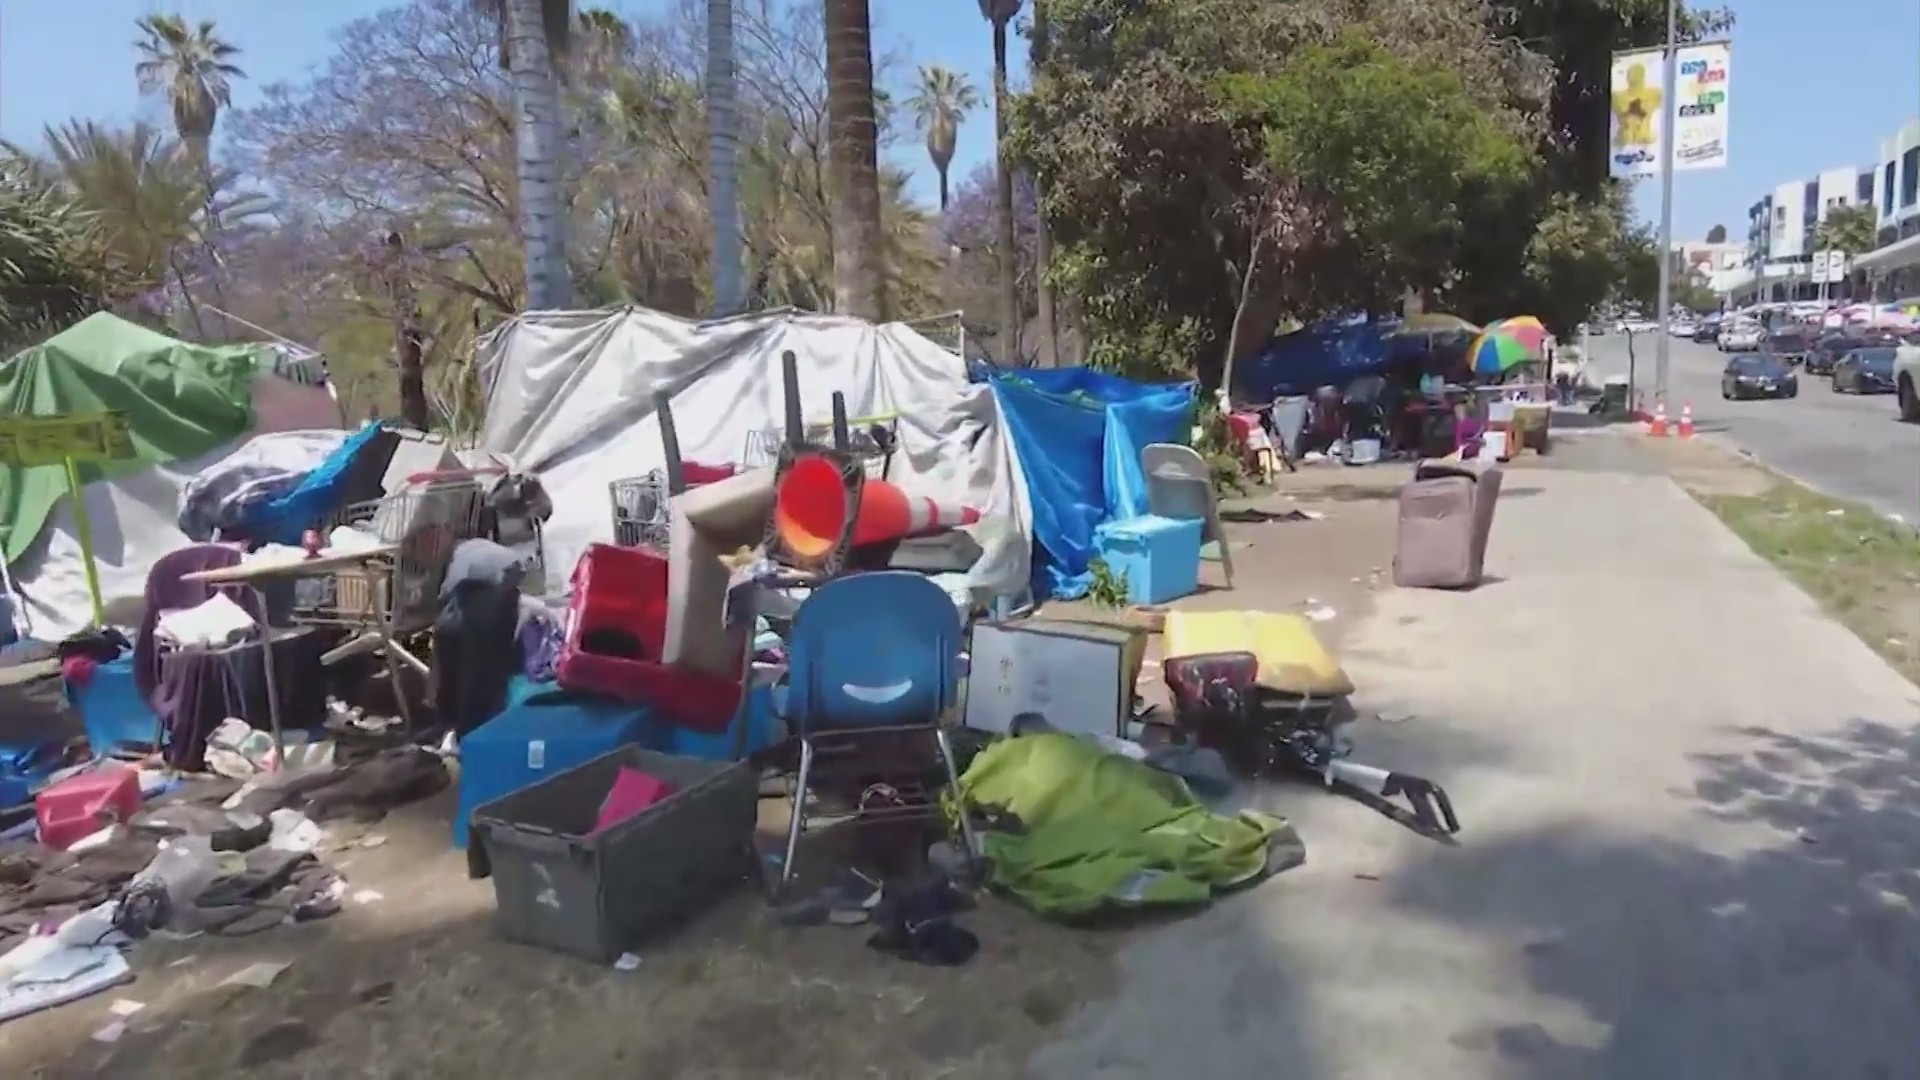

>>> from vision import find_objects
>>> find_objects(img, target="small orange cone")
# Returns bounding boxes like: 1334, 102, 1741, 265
1647, 400, 1668, 438
1677, 403, 1694, 439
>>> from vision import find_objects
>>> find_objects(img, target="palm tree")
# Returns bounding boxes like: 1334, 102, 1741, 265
472, 0, 574, 312
823, 0, 889, 321
1814, 204, 1876, 257
1029, 0, 1058, 366
979, 0, 1023, 363
41, 120, 271, 337
132, 15, 243, 167
0, 151, 123, 349
907, 66, 979, 211
707, 0, 745, 316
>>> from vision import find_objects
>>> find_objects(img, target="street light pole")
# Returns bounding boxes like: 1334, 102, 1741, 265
1653, 0, 1679, 409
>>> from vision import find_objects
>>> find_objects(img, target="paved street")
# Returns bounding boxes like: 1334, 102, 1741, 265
1581, 331, 1920, 522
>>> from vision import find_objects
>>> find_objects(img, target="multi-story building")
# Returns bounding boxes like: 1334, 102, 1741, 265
1855, 119, 1920, 301
1728, 166, 1872, 304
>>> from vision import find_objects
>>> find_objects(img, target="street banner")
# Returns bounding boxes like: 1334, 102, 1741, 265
1609, 42, 1731, 178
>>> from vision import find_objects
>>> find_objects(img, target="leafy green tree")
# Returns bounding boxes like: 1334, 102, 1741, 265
0, 152, 129, 351
1215, 34, 1529, 391
1705, 223, 1728, 244
1011, 0, 1540, 385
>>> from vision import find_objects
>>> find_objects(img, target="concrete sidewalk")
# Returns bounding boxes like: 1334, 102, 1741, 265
1030, 459, 1920, 1080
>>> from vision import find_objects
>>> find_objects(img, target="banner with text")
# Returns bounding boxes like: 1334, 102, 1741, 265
1609, 42, 1730, 178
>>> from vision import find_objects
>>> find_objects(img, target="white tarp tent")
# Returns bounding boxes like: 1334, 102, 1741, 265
8, 388, 343, 640
476, 306, 1034, 599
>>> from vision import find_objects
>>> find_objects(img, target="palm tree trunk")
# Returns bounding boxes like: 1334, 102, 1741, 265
938, 167, 950, 212
707, 0, 745, 316
991, 19, 1020, 364
503, 0, 572, 311
1030, 0, 1058, 367
823, 0, 888, 321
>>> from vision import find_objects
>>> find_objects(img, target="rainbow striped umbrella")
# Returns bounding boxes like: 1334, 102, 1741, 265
1467, 316, 1548, 376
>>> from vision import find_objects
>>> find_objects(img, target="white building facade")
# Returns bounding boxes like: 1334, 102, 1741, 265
1854, 119, 1920, 301
1732, 165, 1875, 303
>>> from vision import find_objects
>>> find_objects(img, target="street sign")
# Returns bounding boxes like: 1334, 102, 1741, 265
1809, 250, 1851, 285
0, 412, 135, 468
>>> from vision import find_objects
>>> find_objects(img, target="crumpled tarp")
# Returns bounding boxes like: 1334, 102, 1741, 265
988, 368, 1193, 599
958, 732, 1302, 919
0, 313, 266, 566
1234, 320, 1409, 401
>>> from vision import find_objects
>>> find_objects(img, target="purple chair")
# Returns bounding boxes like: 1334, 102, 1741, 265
133, 544, 253, 767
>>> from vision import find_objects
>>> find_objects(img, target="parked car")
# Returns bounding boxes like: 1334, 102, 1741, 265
1691, 320, 1721, 343
1761, 329, 1813, 366
1807, 333, 1861, 375
1718, 322, 1764, 352
1830, 347, 1899, 394
1670, 320, 1697, 338
1895, 344, 1920, 421
1721, 354, 1798, 400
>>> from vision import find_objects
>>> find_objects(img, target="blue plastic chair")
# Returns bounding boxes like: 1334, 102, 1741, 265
777, 571, 975, 888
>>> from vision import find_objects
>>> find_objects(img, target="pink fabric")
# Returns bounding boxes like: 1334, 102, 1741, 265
591, 766, 674, 834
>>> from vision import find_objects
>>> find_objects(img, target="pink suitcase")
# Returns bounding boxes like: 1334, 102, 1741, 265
1392, 463, 1503, 589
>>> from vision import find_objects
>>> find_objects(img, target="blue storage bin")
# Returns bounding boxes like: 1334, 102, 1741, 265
71, 658, 155, 754
1092, 514, 1204, 605
454, 694, 651, 848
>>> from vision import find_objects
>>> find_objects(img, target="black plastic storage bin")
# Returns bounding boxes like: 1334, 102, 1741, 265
468, 745, 759, 962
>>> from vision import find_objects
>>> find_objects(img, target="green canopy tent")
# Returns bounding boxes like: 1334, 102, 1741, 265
0, 313, 270, 567
1, 313, 341, 633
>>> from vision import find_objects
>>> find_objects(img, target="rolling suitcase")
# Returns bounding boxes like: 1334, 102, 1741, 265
1393, 463, 1503, 589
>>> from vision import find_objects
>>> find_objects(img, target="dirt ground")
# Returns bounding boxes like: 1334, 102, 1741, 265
1644, 434, 1920, 688
7, 461, 1408, 1080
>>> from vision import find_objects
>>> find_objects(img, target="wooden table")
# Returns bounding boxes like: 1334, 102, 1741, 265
181, 545, 397, 769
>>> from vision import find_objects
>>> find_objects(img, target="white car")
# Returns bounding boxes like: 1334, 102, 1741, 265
1671, 321, 1697, 338
1895, 343, 1920, 421
1718, 323, 1764, 352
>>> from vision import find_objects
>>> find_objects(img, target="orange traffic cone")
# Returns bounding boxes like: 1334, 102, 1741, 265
771, 452, 981, 572
1677, 403, 1694, 439
1647, 400, 1668, 438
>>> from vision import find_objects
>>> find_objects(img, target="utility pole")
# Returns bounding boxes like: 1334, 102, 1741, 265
1653, 0, 1679, 410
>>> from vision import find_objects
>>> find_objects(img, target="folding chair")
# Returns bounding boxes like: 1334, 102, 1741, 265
776, 571, 977, 892
1140, 443, 1235, 588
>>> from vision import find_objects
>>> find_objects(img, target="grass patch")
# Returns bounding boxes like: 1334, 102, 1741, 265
1697, 480, 1920, 686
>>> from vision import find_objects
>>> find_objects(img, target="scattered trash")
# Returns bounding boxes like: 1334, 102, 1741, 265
613, 952, 642, 972
267, 809, 324, 854
108, 998, 145, 1017
91, 1020, 128, 1043
353, 979, 396, 1004
1826, 508, 1845, 517
220, 961, 291, 990
1353, 872, 1381, 882
1304, 605, 1337, 623
356, 834, 389, 850
1795, 827, 1818, 844
351, 889, 384, 905
1376, 712, 1414, 725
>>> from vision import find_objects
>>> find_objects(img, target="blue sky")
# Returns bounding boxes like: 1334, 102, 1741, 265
0, 0, 1913, 242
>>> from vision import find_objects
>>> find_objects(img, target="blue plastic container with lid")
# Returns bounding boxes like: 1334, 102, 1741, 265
1092, 514, 1204, 605
455, 690, 651, 849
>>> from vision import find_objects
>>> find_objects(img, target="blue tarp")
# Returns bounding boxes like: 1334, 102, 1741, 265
990, 368, 1194, 599
233, 422, 388, 544
1234, 321, 1423, 401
